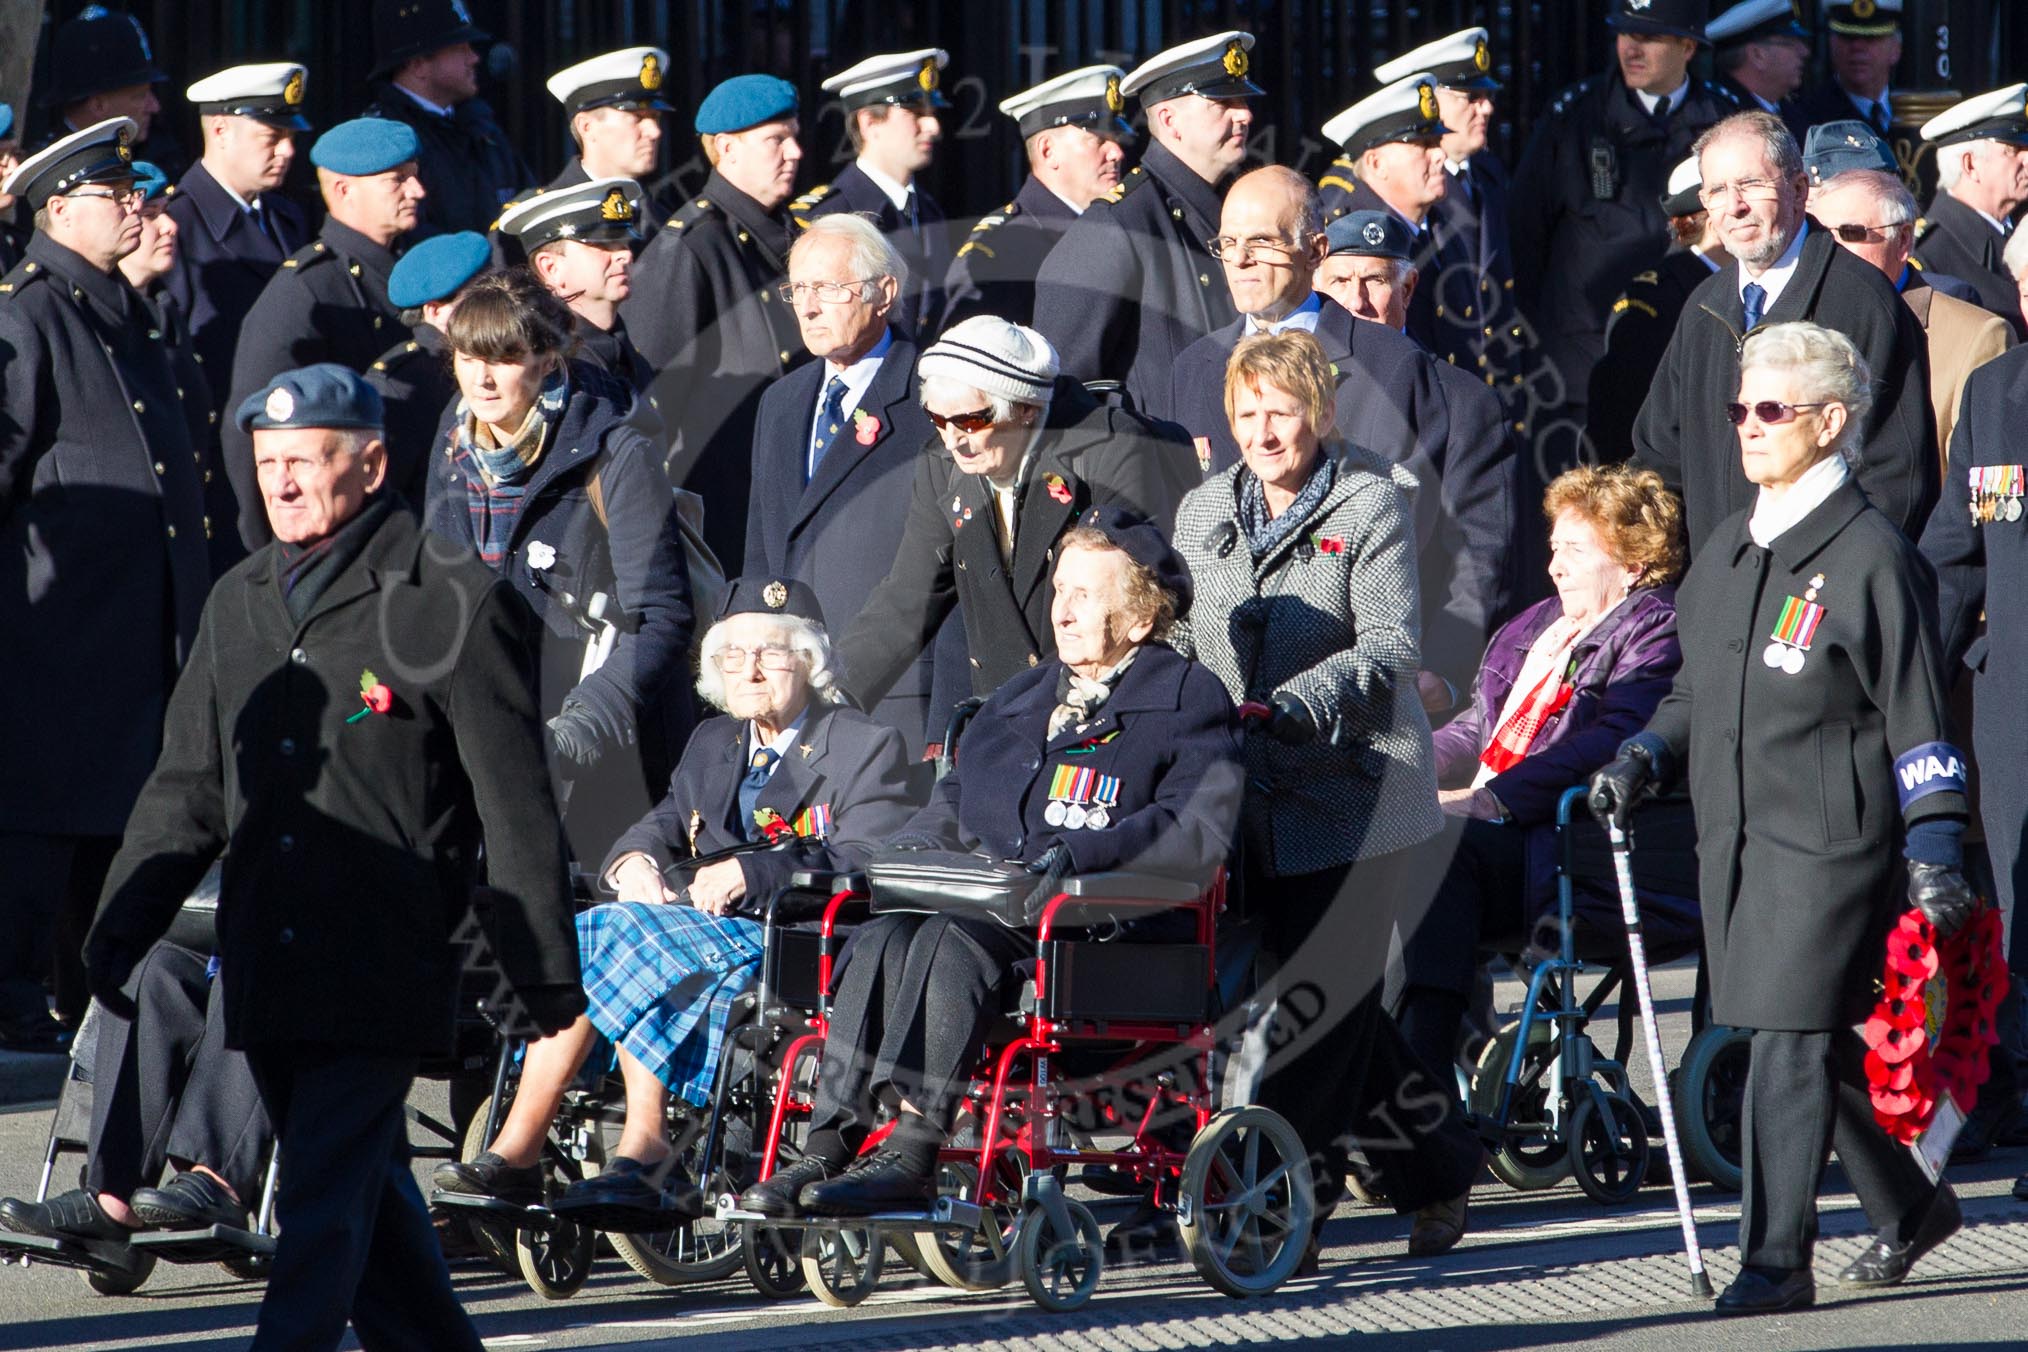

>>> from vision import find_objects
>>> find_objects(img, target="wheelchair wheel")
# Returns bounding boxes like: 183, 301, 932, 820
1674, 1025, 1748, 1194
219, 1250, 270, 1281
1568, 1090, 1650, 1206
1018, 1197, 1102, 1312
600, 1107, 745, 1286
454, 1095, 524, 1278
740, 1222, 806, 1298
1177, 1105, 1314, 1299
516, 1216, 596, 1300
1468, 1020, 1572, 1191
801, 1226, 884, 1307
917, 1152, 1025, 1292
83, 1251, 155, 1297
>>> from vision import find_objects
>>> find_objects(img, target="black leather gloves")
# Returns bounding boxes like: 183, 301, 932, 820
1023, 843, 1074, 924
1587, 739, 1663, 830
1908, 861, 1977, 940
886, 831, 943, 852
547, 701, 606, 768
1265, 692, 1315, 746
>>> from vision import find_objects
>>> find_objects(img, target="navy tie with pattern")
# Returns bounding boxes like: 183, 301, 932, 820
809, 375, 849, 481
738, 747, 781, 840
1742, 281, 1767, 334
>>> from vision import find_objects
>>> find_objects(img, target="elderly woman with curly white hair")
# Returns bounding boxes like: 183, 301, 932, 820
433, 577, 919, 1227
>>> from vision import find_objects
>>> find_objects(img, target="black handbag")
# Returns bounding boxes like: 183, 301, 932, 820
866, 849, 1040, 927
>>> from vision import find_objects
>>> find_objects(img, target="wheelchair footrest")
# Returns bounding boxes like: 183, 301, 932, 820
427, 1190, 562, 1232
0, 1230, 148, 1275
128, 1224, 276, 1263
711, 1196, 983, 1234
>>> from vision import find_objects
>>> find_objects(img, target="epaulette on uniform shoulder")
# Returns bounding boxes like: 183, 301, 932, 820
1317, 154, 1358, 196
370, 339, 423, 373
1550, 78, 1594, 117
789, 183, 835, 228
282, 239, 332, 271
0, 257, 47, 297
955, 202, 1018, 260
667, 195, 720, 232
1912, 217, 1936, 243
1098, 167, 1147, 206
1704, 79, 1741, 107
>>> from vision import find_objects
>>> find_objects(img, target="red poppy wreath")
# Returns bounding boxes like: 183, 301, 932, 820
1862, 905, 2009, 1144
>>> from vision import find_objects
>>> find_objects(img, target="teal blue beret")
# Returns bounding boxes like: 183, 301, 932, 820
237, 363, 386, 433
694, 75, 799, 136
389, 231, 490, 308
131, 160, 170, 202
309, 118, 421, 176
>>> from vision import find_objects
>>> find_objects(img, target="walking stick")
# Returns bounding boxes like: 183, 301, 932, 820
1606, 819, 1713, 1299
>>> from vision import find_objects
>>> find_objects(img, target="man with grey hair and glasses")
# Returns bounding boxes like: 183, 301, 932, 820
1913, 84, 2028, 337
1632, 110, 1935, 554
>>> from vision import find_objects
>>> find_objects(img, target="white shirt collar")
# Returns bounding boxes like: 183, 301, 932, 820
746, 709, 810, 771
855, 158, 913, 212
1748, 451, 1849, 547
1846, 87, 1891, 121
394, 83, 457, 119
1973, 204, 2012, 236
1247, 291, 1324, 336
1739, 220, 1809, 314
1043, 182, 1087, 216
809, 327, 894, 476
1634, 80, 1689, 118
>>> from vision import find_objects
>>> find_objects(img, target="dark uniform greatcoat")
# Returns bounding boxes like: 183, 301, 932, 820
835, 379, 1196, 707
1587, 247, 1720, 460
365, 323, 456, 511
1921, 344, 2028, 965
361, 82, 533, 237
86, 506, 584, 1055
1032, 140, 1235, 422
939, 173, 1080, 332
601, 703, 919, 910
1645, 481, 1963, 1030
0, 234, 214, 837
1314, 175, 1480, 373
225, 219, 413, 550
793, 161, 950, 337
162, 161, 310, 421
621, 171, 805, 566
1632, 224, 1938, 553
1912, 190, 2027, 339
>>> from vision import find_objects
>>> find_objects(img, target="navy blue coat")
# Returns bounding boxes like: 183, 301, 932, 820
601, 702, 920, 912
793, 162, 950, 338
902, 641, 1243, 885
745, 329, 944, 733
162, 161, 310, 422
940, 173, 1080, 332
1913, 190, 2028, 339
1315, 175, 1481, 373
364, 323, 455, 512
0, 234, 215, 837
423, 360, 694, 745
361, 82, 532, 237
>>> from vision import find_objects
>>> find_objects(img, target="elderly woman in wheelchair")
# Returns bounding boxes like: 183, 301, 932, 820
1391, 464, 1689, 1076
736, 508, 1242, 1220
433, 577, 917, 1226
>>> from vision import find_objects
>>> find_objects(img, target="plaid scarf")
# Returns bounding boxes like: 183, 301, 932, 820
1238, 455, 1335, 561
453, 374, 566, 568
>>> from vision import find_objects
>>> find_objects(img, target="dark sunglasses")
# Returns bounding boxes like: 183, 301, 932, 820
1828, 221, 1903, 244
927, 407, 997, 432
1725, 400, 1830, 426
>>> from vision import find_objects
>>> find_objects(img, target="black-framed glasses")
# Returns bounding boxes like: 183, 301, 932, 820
1205, 234, 1303, 262
1725, 400, 1831, 426
927, 406, 996, 432
774, 278, 879, 304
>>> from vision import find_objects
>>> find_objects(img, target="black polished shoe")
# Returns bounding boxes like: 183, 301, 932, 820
2015, 1172, 2028, 1202
1715, 1265, 1815, 1314
798, 1150, 934, 1216
131, 1171, 248, 1232
1838, 1184, 1962, 1288
552, 1156, 705, 1231
737, 1156, 838, 1219
0, 1189, 134, 1243
430, 1151, 544, 1208
1103, 1196, 1183, 1264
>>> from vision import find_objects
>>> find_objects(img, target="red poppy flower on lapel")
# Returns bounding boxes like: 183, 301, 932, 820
1046, 473, 1073, 505
1312, 534, 1346, 554
752, 806, 794, 843
347, 669, 395, 724
852, 409, 881, 446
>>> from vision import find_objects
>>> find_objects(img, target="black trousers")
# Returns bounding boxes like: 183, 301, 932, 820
0, 832, 118, 1027
812, 912, 1027, 1140
1390, 817, 1534, 1070
85, 940, 271, 1202
1739, 1027, 1938, 1272
1248, 845, 1484, 1213
246, 1045, 481, 1352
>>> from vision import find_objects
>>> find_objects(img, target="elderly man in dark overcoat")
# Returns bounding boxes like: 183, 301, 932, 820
84, 365, 584, 1351
1632, 110, 1936, 553
0, 118, 213, 1045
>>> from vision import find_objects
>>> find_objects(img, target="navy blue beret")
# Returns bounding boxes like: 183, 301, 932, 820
716, 575, 825, 628
0, 104, 13, 143
1804, 119, 1897, 187
695, 75, 799, 136
237, 363, 386, 433
309, 117, 421, 176
389, 231, 490, 308
1325, 209, 1416, 261
130, 160, 170, 202
1073, 505, 1193, 618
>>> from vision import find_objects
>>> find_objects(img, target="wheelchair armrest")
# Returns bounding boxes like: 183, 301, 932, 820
765, 872, 869, 926
789, 870, 867, 895
1059, 872, 1204, 903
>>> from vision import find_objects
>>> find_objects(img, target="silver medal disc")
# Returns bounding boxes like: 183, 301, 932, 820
2009, 497, 2023, 522
1085, 807, 1109, 830
1762, 641, 1788, 670
1064, 804, 1089, 830
1044, 800, 1068, 827
1781, 645, 1806, 675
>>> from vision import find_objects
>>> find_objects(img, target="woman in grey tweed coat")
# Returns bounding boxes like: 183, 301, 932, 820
1172, 331, 1481, 1264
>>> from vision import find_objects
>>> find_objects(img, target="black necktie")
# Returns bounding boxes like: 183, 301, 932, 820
906, 189, 922, 243
738, 747, 780, 839
1869, 99, 1891, 135
251, 205, 280, 253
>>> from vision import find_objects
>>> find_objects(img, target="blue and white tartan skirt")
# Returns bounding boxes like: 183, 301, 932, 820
576, 902, 765, 1106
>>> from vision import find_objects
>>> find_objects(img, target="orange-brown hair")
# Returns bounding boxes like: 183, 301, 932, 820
1542, 464, 1686, 587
